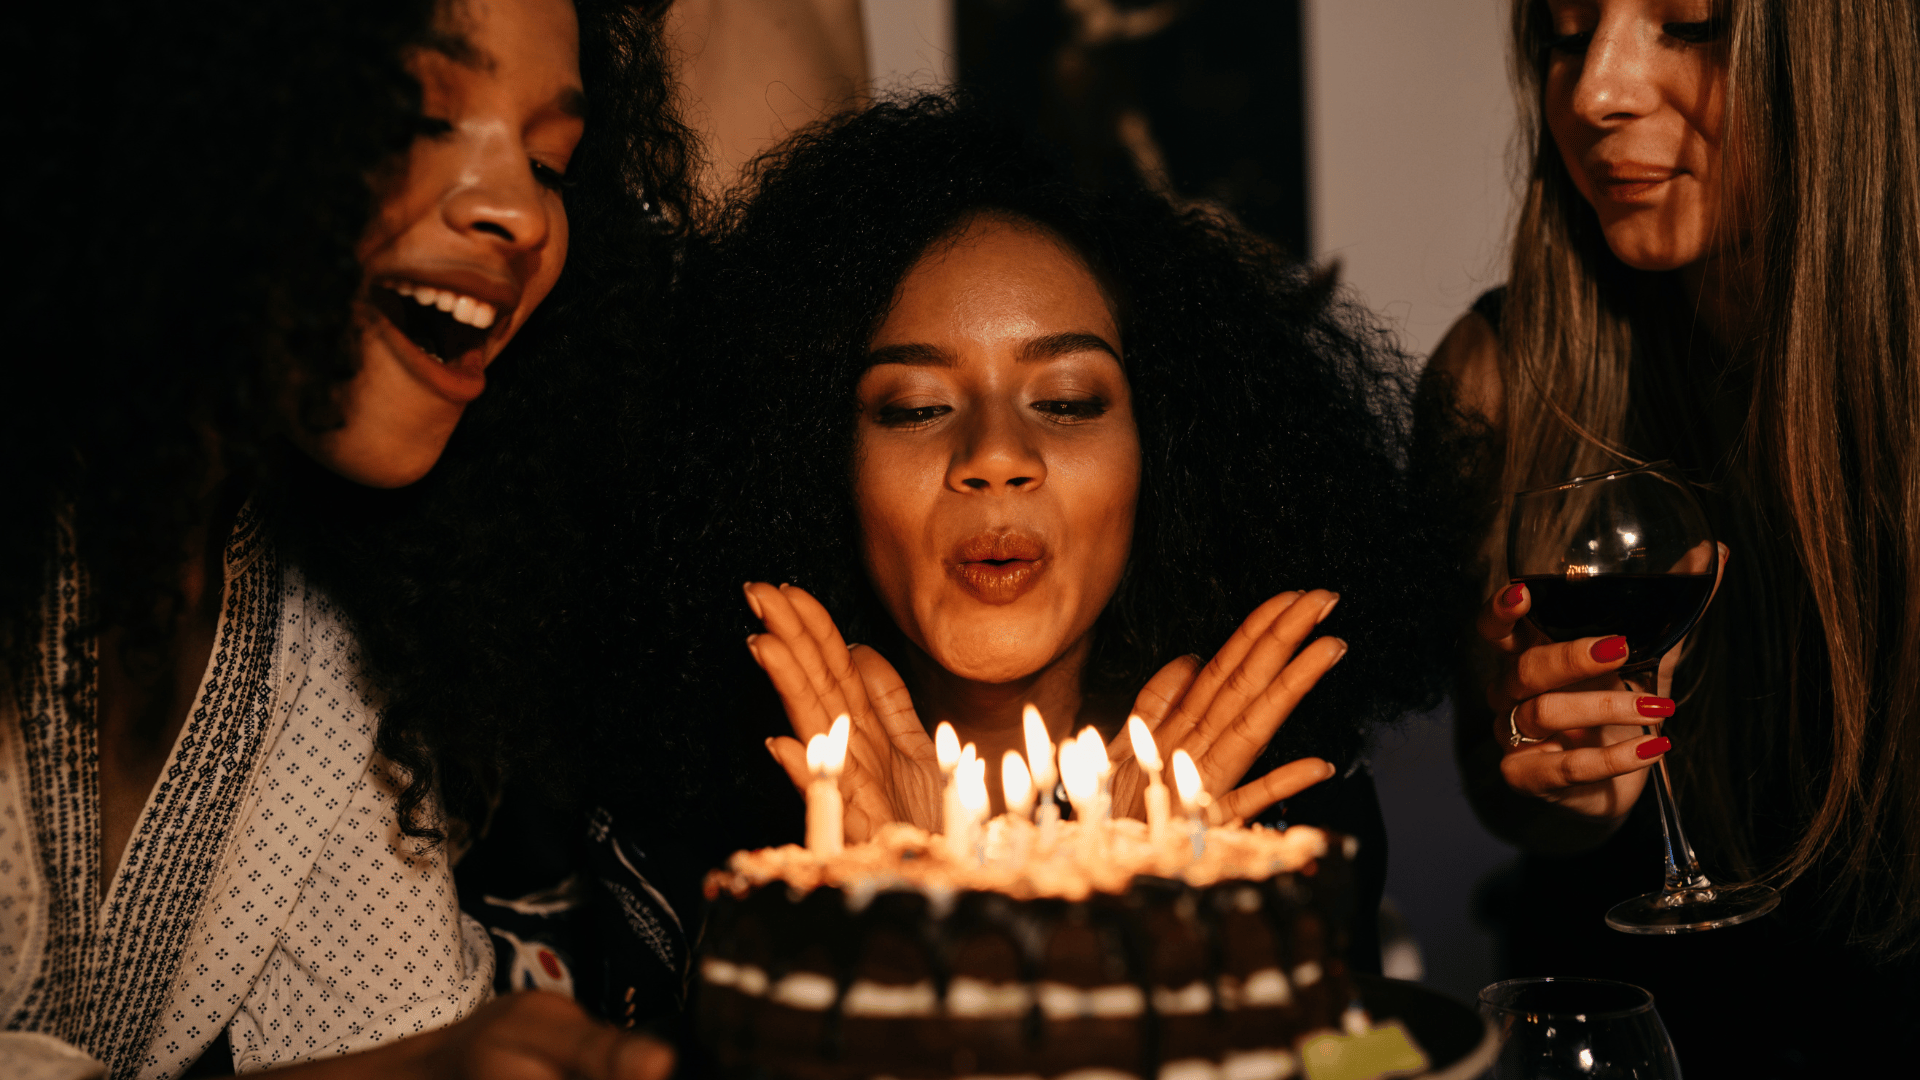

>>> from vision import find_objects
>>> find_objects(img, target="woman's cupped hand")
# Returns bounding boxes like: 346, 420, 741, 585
744, 582, 1348, 842
746, 582, 946, 838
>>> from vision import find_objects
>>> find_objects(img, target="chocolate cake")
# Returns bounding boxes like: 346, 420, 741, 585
697, 819, 1414, 1080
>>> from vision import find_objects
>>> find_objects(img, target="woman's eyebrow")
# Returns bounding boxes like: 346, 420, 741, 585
425, 30, 486, 67
554, 87, 587, 119
1019, 331, 1121, 364
867, 342, 952, 367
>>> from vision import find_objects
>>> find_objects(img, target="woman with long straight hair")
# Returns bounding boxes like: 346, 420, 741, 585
1426, 0, 1919, 1068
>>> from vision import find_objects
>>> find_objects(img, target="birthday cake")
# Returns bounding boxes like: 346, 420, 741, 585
697, 817, 1420, 1080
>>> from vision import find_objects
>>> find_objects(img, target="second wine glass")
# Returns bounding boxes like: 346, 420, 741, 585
1506, 463, 1778, 933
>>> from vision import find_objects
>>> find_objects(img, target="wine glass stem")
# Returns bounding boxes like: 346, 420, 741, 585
1623, 670, 1712, 895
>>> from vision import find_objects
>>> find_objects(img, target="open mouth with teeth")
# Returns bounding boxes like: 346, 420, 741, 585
370, 280, 499, 365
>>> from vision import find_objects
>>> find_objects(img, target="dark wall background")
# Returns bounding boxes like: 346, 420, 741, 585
956, 0, 1309, 257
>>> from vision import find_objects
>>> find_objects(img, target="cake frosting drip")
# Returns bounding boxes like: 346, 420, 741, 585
697, 823, 1377, 1080
707, 821, 1340, 904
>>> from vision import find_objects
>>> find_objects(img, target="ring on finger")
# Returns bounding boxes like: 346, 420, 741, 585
1508, 704, 1544, 748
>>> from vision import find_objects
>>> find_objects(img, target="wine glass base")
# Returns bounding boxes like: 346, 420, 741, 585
1605, 883, 1781, 935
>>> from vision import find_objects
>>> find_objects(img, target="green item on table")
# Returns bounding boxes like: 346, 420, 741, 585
1300, 1020, 1429, 1080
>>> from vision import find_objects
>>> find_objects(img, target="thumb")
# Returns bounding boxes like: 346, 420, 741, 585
1133, 653, 1204, 749
766, 736, 812, 793
1475, 580, 1531, 653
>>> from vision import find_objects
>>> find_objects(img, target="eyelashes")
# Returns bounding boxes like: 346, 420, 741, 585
1547, 29, 1591, 54
1030, 397, 1109, 421
531, 159, 571, 191
1663, 18, 1726, 45
873, 404, 951, 429
1546, 18, 1727, 55
411, 115, 572, 192
870, 397, 1111, 430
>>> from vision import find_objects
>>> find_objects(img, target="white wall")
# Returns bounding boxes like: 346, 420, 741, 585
862, 0, 956, 91
1306, 0, 1517, 359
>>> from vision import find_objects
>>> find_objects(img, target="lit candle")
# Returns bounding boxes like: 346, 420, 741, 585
1023, 705, 1059, 832
1077, 726, 1112, 828
964, 752, 990, 859
1171, 748, 1211, 858
949, 744, 988, 863
936, 721, 961, 839
805, 714, 851, 855
1059, 738, 1096, 820
1002, 749, 1035, 819
1127, 715, 1171, 847
1056, 735, 1101, 862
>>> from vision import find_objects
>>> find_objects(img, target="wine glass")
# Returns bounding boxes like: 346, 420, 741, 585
1507, 463, 1779, 933
1479, 977, 1681, 1079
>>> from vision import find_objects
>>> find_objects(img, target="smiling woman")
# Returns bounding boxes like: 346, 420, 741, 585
1, 0, 682, 1077
299, 0, 587, 488
1425, 0, 1920, 1068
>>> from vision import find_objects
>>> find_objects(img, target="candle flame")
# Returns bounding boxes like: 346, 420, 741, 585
1059, 738, 1098, 809
826, 713, 850, 775
1002, 750, 1034, 814
1171, 748, 1203, 810
958, 754, 990, 813
1126, 715, 1162, 772
807, 714, 852, 777
936, 721, 961, 772
1076, 726, 1111, 776
1023, 705, 1056, 787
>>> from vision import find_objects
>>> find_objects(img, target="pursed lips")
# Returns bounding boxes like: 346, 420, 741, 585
950, 532, 1046, 605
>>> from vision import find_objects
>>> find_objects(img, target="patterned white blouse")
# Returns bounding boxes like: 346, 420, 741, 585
0, 509, 492, 1078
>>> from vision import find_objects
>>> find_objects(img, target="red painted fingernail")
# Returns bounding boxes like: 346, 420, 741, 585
1636, 736, 1671, 759
1636, 696, 1675, 718
1500, 583, 1526, 608
1590, 636, 1629, 663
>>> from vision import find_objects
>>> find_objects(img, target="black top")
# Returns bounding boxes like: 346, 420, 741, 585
1466, 286, 1920, 1075
454, 785, 696, 1035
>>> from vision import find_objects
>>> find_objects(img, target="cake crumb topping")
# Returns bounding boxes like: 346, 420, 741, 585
705, 819, 1334, 902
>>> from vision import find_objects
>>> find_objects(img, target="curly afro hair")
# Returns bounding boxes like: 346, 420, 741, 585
580, 94, 1473, 863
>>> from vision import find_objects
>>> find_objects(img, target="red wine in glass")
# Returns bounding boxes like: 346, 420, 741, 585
1515, 572, 1714, 669
1507, 463, 1778, 934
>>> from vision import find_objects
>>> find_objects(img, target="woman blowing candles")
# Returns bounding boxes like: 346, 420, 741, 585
2, 0, 674, 1076
1425, 0, 1920, 1067
641, 96, 1469, 972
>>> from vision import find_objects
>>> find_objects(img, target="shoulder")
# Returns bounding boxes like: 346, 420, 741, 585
1421, 291, 1507, 432
274, 564, 378, 724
